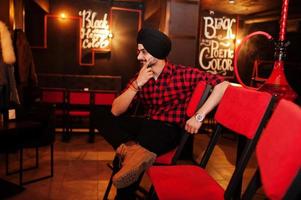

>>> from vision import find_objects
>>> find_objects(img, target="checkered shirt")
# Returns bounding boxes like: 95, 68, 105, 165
127, 61, 224, 126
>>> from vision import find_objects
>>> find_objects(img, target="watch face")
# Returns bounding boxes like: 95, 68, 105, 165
195, 113, 205, 122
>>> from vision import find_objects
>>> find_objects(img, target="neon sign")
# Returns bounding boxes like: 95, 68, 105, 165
199, 11, 237, 77
79, 9, 112, 50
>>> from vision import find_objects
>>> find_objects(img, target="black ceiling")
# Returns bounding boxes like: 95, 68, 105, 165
199, 0, 301, 18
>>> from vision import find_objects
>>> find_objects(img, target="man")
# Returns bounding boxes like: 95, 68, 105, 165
97, 28, 229, 199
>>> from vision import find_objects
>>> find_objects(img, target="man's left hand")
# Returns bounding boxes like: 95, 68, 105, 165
185, 117, 202, 134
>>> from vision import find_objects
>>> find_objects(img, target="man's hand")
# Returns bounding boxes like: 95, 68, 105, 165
185, 116, 202, 134
136, 59, 154, 87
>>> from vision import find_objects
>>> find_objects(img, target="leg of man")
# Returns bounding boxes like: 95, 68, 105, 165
94, 109, 182, 199
136, 119, 181, 155
113, 119, 182, 199
94, 109, 142, 149
95, 110, 181, 154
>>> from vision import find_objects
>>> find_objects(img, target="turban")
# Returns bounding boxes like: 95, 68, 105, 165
137, 28, 171, 59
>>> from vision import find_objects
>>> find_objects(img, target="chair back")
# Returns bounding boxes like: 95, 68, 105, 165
68, 91, 90, 105
67, 91, 91, 117
94, 92, 116, 105
215, 85, 273, 139
41, 88, 65, 104
243, 99, 301, 200
199, 85, 275, 199
186, 82, 212, 117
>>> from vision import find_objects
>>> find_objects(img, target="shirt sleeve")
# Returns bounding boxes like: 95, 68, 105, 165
122, 74, 141, 111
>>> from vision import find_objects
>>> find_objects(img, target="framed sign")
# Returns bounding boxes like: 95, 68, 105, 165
79, 9, 112, 51
198, 10, 238, 78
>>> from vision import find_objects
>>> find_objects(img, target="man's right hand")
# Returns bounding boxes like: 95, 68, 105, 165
136, 59, 154, 87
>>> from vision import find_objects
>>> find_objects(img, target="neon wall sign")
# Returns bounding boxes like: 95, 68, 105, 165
199, 11, 238, 77
79, 9, 112, 51
31, 7, 144, 66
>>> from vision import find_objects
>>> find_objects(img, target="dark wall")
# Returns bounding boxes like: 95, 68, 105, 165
237, 20, 301, 95
284, 31, 301, 96
25, 0, 143, 90
236, 21, 278, 85
20, 0, 301, 97
168, 1, 199, 68
25, 0, 45, 47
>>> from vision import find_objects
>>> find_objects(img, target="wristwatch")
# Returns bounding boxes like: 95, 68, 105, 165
195, 113, 205, 123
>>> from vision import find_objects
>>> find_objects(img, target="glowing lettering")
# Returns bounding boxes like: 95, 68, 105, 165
79, 9, 112, 49
199, 13, 236, 75
203, 16, 236, 40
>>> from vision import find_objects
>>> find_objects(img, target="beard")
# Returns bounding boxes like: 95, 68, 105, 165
139, 58, 157, 68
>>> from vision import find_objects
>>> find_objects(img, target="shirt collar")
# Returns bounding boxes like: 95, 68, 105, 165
159, 61, 174, 79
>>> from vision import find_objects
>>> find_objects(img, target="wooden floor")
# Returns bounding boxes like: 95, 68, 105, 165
0, 131, 266, 200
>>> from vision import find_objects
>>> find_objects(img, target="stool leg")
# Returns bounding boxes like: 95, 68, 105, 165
51, 144, 54, 177
5, 153, 9, 175
19, 148, 23, 186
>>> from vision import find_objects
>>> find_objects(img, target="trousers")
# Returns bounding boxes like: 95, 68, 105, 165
93, 109, 182, 200
94, 109, 182, 156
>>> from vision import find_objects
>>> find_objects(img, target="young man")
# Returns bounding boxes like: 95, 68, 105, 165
97, 28, 229, 199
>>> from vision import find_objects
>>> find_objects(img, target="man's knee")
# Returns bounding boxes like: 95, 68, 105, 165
91, 107, 114, 128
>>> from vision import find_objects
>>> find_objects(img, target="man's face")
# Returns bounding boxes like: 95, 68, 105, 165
137, 44, 157, 67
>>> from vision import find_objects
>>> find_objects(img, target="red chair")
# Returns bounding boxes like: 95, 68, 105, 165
64, 90, 91, 142
94, 92, 116, 106
103, 82, 212, 200
147, 85, 275, 200
90, 91, 117, 142
41, 88, 67, 138
242, 99, 301, 200
41, 88, 66, 116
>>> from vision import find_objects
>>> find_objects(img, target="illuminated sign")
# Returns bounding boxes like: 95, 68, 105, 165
199, 11, 237, 77
79, 9, 112, 50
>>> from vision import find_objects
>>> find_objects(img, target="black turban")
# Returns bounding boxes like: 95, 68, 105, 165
137, 28, 171, 59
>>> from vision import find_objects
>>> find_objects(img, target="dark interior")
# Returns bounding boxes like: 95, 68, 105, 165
1, 0, 300, 95
1, 1, 301, 199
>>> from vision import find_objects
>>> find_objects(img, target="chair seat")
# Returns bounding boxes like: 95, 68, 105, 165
155, 149, 176, 165
148, 165, 224, 200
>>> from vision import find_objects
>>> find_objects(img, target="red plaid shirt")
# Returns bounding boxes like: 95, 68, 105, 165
127, 62, 224, 126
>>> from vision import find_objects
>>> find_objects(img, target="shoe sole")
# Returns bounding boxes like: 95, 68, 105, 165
112, 155, 156, 189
